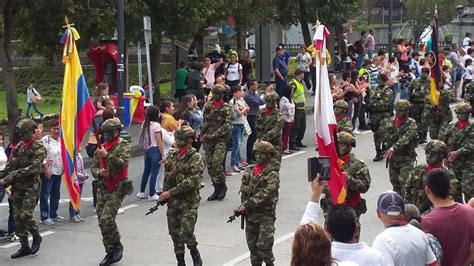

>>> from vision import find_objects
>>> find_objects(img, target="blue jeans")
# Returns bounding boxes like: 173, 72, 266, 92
390, 83, 399, 116
68, 183, 84, 218
368, 50, 373, 60
400, 86, 408, 100
230, 124, 244, 167
140, 146, 161, 197
26, 102, 43, 117
40, 174, 62, 220
275, 78, 287, 98
357, 53, 366, 69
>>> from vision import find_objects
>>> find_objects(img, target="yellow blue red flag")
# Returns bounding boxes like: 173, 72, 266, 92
59, 27, 95, 210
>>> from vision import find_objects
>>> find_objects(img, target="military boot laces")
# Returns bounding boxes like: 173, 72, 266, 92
11, 244, 31, 259
99, 252, 114, 266
207, 185, 219, 201
216, 183, 228, 200
30, 234, 42, 254
176, 253, 186, 266
111, 242, 123, 263
190, 249, 202, 266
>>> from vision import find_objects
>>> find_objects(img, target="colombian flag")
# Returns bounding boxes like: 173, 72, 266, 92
429, 15, 441, 106
313, 24, 346, 204
59, 27, 95, 210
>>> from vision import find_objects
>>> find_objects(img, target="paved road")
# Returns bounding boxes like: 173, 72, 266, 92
0, 103, 431, 265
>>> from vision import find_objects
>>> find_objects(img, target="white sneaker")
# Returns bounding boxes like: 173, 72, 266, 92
52, 216, 65, 222
148, 194, 160, 201
136, 192, 146, 199
352, 129, 361, 134
117, 209, 124, 215
40, 218, 55, 226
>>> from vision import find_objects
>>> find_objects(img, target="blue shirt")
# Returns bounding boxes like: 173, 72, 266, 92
244, 90, 264, 116
273, 55, 288, 79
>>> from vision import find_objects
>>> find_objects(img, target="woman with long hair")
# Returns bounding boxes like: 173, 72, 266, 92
137, 105, 166, 201
291, 223, 333, 266
159, 100, 178, 132
174, 94, 203, 151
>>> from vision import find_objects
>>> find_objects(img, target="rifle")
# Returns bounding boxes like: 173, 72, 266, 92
227, 209, 245, 230
145, 200, 168, 216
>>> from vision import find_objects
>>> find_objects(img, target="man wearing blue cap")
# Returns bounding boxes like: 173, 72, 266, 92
372, 191, 437, 266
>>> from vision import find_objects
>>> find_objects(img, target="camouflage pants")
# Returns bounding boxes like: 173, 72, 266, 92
389, 156, 415, 197
428, 118, 450, 141
270, 147, 282, 172
96, 184, 126, 252
12, 187, 40, 244
451, 163, 474, 202
371, 113, 389, 150
203, 140, 227, 185
411, 104, 428, 139
167, 204, 199, 255
245, 213, 276, 265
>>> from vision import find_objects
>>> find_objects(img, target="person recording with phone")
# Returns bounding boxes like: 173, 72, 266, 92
320, 132, 371, 221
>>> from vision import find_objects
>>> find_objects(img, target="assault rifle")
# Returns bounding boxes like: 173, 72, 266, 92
145, 200, 168, 216
227, 209, 245, 230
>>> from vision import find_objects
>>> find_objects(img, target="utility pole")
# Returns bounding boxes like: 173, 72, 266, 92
116, 0, 130, 139
144, 16, 153, 105
388, 0, 394, 57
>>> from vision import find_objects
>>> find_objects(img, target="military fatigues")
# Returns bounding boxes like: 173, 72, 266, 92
0, 140, 45, 248
465, 82, 474, 117
382, 117, 418, 197
240, 164, 279, 265
369, 84, 393, 157
321, 153, 370, 218
423, 89, 454, 140
440, 121, 474, 201
164, 147, 204, 256
91, 138, 132, 253
201, 101, 232, 185
334, 100, 353, 134
337, 117, 353, 134
408, 77, 430, 141
256, 109, 283, 171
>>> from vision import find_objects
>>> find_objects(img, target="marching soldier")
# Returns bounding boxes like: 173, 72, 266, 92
439, 102, 474, 201
201, 84, 232, 201
423, 87, 454, 140
405, 140, 460, 214
382, 99, 419, 197
256, 92, 284, 171
334, 100, 353, 134
368, 74, 393, 162
91, 118, 133, 266
159, 126, 204, 266
0, 118, 46, 259
321, 132, 371, 219
408, 67, 431, 143
238, 141, 280, 266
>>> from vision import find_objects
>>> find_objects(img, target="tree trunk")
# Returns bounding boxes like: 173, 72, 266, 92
192, 33, 204, 61
298, 0, 312, 46
0, 0, 20, 129
150, 41, 162, 106
235, 28, 246, 56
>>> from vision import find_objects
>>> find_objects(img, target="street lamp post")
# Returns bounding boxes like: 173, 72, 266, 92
388, 0, 394, 57
116, 0, 130, 140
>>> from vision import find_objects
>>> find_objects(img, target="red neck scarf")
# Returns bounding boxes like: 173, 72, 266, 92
213, 99, 224, 108
179, 146, 188, 157
427, 162, 442, 172
458, 120, 469, 129
253, 163, 266, 176
264, 108, 274, 117
341, 154, 351, 164
394, 117, 406, 127
103, 137, 120, 151
335, 114, 345, 122
23, 139, 34, 148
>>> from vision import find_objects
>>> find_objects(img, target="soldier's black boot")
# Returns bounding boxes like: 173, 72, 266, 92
207, 184, 219, 201
217, 183, 228, 200
30, 229, 42, 254
111, 241, 123, 263
99, 252, 114, 266
190, 248, 202, 266
176, 253, 186, 266
373, 149, 383, 162
265, 262, 275, 266
11, 237, 31, 259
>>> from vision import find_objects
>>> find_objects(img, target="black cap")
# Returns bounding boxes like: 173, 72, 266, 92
295, 68, 305, 76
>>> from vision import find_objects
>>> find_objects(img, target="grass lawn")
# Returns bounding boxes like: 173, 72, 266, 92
0, 82, 173, 120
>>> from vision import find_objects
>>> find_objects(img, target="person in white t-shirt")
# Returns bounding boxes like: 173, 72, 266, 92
154, 124, 175, 194
372, 191, 438, 266
0, 132, 7, 171
463, 32, 472, 52
224, 53, 243, 87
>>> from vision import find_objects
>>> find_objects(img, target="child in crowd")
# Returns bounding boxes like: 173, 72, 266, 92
69, 146, 89, 223
399, 64, 414, 100
280, 85, 295, 155
442, 65, 452, 90
462, 58, 473, 98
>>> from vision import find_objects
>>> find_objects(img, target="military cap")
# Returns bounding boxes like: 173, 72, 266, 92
16, 118, 37, 133
253, 141, 275, 154
337, 131, 355, 146
454, 102, 472, 113
394, 99, 411, 111
334, 100, 348, 109
211, 84, 226, 94
264, 92, 279, 103
101, 117, 122, 132
405, 203, 421, 221
175, 126, 196, 140
424, 140, 448, 155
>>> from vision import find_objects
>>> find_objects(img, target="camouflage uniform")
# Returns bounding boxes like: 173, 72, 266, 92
164, 127, 204, 264
423, 88, 454, 140
334, 100, 353, 134
465, 82, 474, 117
382, 100, 418, 197
256, 92, 284, 171
369, 83, 393, 160
0, 118, 46, 258
408, 76, 430, 141
321, 132, 370, 219
439, 102, 474, 201
202, 85, 232, 199
404, 140, 460, 213
240, 141, 280, 266
91, 118, 133, 264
